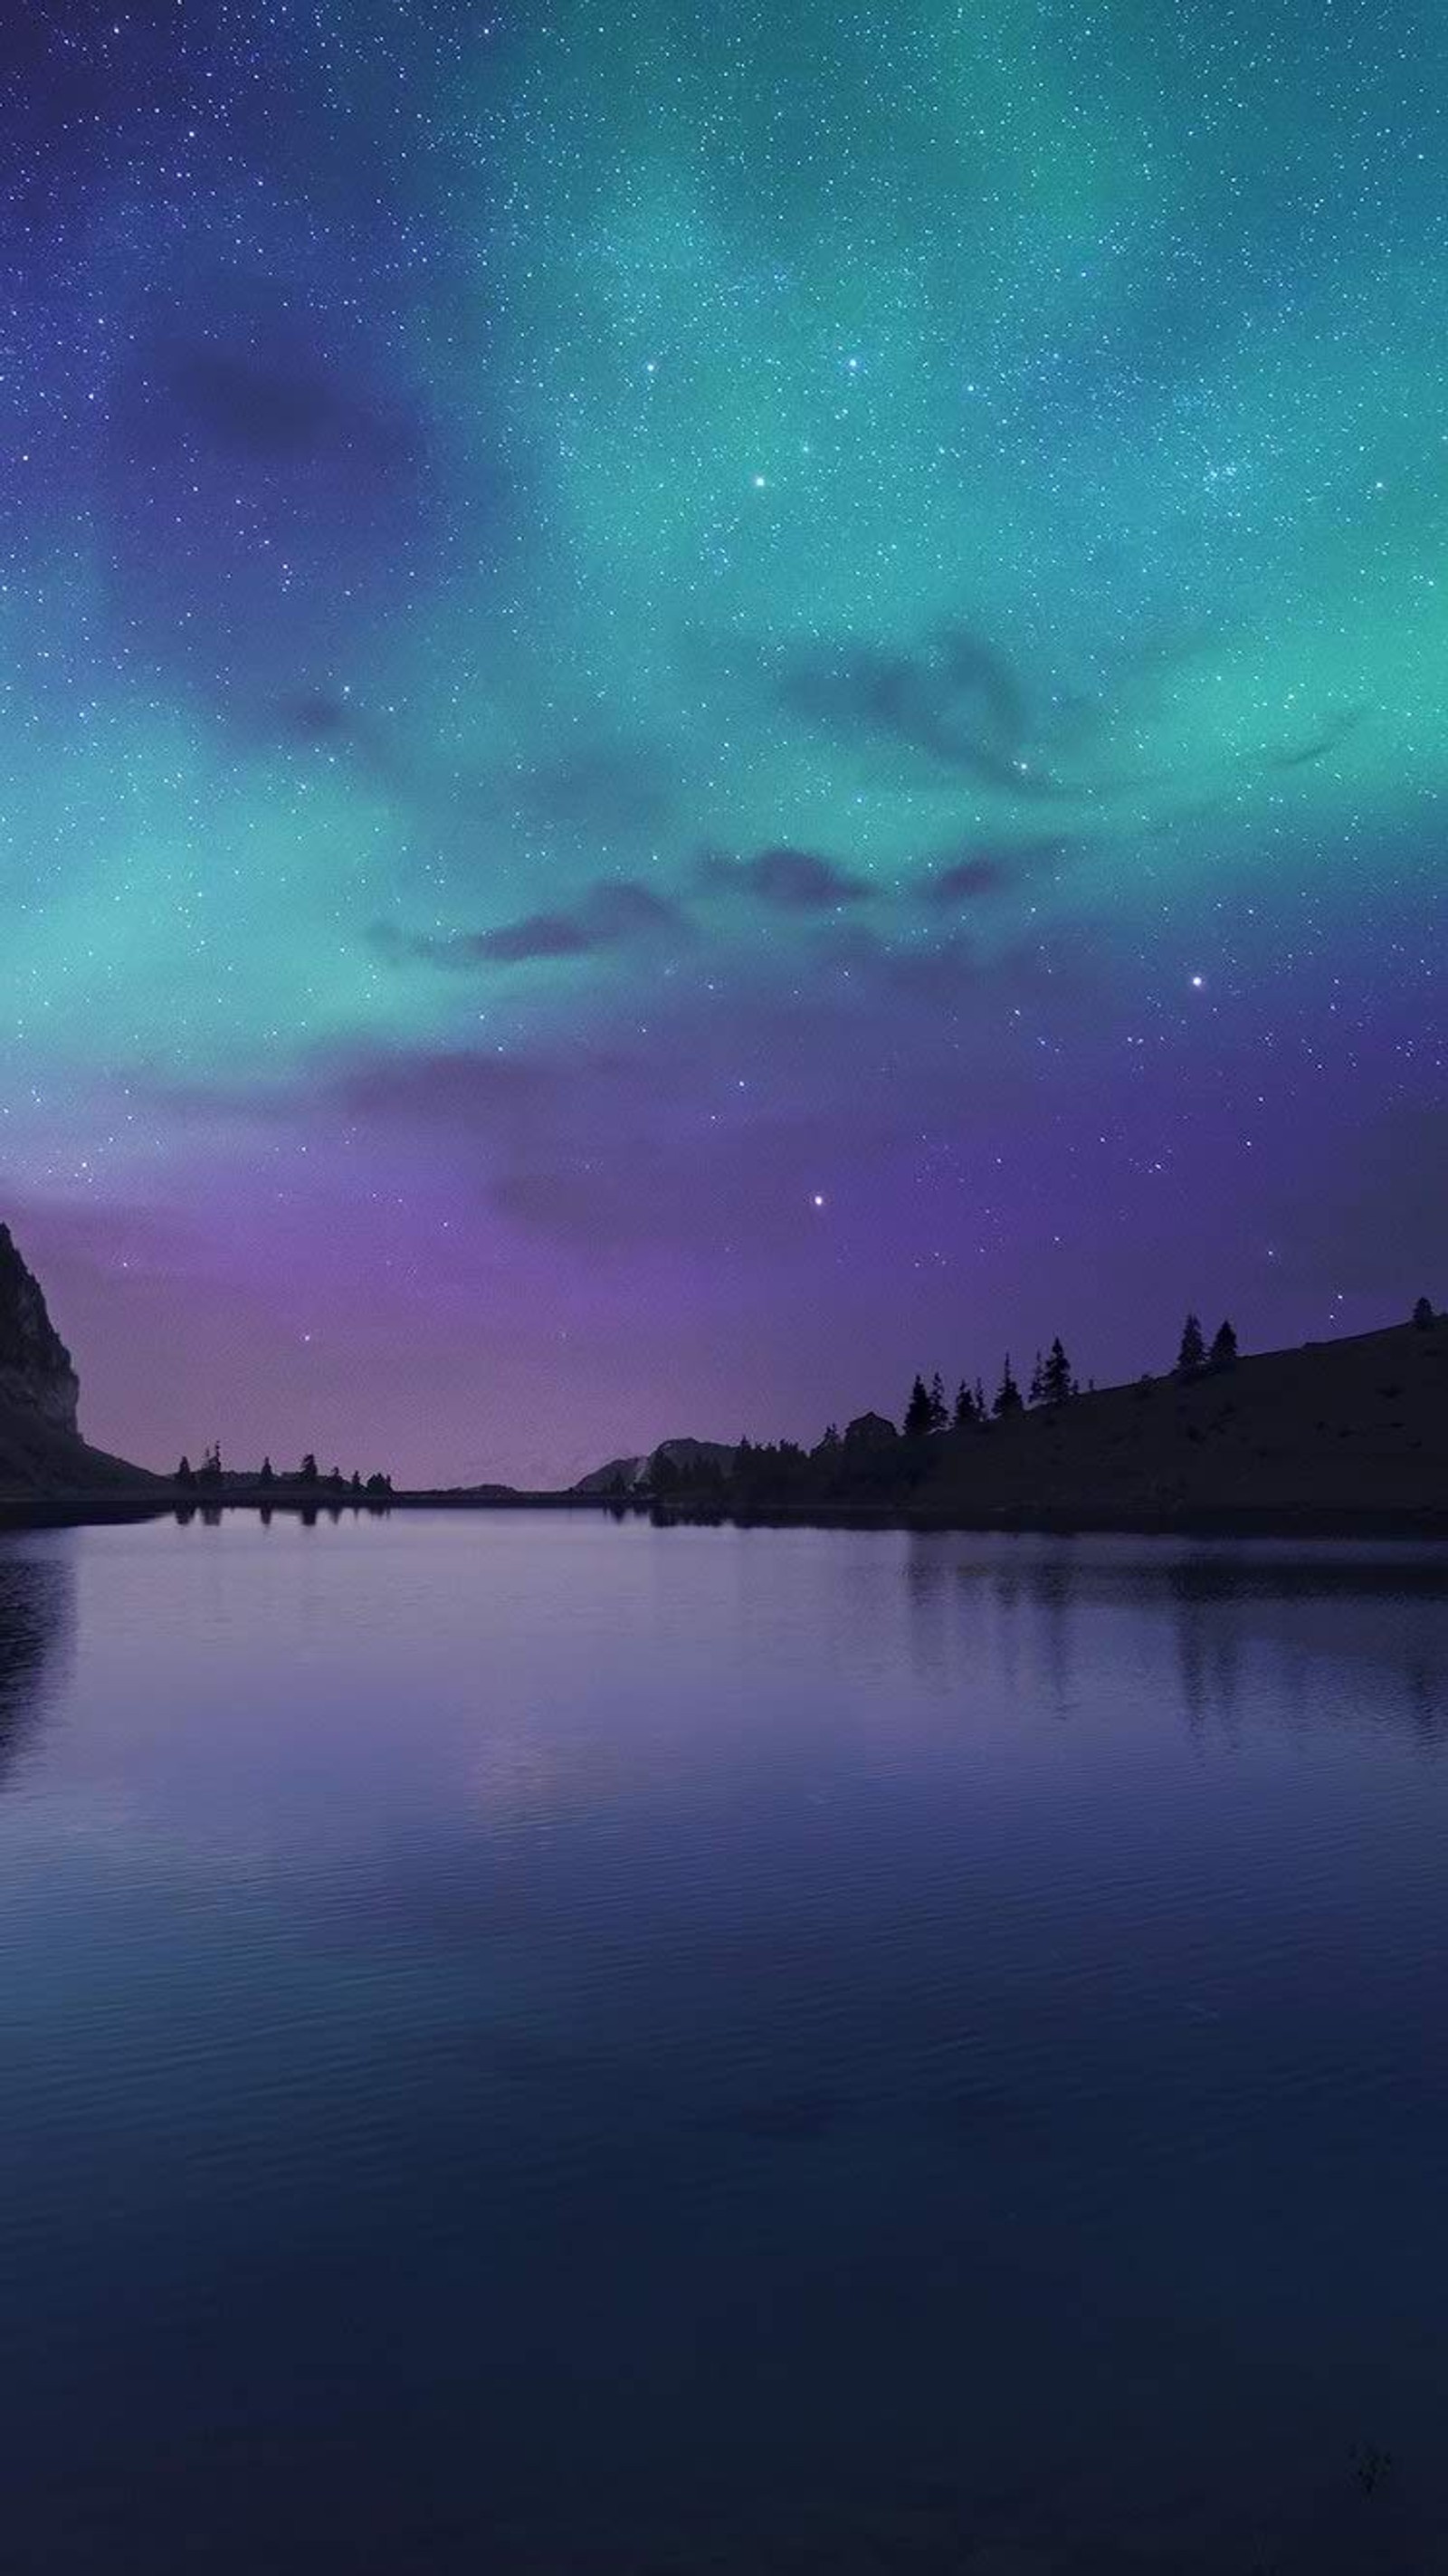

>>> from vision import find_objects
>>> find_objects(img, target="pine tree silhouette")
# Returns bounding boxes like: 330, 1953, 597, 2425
1207, 1319, 1238, 1369
1176, 1312, 1206, 1375
1042, 1336, 1074, 1405
904, 1374, 934, 1438
993, 1356, 1023, 1417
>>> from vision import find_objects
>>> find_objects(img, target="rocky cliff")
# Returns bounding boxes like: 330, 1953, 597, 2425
0, 1225, 80, 1432
0, 1222, 149, 1500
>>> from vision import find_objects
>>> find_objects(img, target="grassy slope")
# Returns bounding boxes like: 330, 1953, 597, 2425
907, 1319, 1448, 1522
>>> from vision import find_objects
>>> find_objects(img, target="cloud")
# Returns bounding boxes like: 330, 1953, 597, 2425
519, 744, 674, 843
100, 280, 441, 695
373, 877, 687, 968
267, 689, 407, 783
322, 1027, 905, 1256
925, 836, 1073, 902
488, 1110, 885, 1254
276, 689, 367, 746
167, 333, 418, 472
782, 622, 1084, 800
700, 845, 872, 910
816, 921, 1097, 1008
1264, 708, 1366, 772
334, 1047, 557, 1122
138, 907, 1107, 1268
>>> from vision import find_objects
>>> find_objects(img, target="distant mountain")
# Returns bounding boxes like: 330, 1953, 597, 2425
574, 1436, 738, 1496
0, 1224, 152, 1499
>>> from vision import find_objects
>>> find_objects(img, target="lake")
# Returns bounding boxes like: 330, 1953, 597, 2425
1, 1512, 1445, 2574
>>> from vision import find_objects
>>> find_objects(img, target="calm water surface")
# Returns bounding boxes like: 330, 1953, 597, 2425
1, 1512, 1446, 2574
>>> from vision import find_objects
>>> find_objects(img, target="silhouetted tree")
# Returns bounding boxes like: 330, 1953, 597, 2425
928, 1371, 948, 1431
1413, 1295, 1436, 1330
300, 1452, 319, 1484
176, 1455, 195, 1489
1176, 1312, 1206, 1375
259, 1455, 274, 1487
350, 1470, 362, 1494
993, 1356, 1023, 1417
974, 1377, 986, 1420
952, 1379, 975, 1429
1028, 1350, 1045, 1406
198, 1442, 223, 1489
1208, 1319, 1238, 1369
1042, 1336, 1074, 1405
904, 1374, 934, 1438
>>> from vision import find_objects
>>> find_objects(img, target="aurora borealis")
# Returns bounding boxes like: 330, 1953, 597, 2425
5, 0, 1446, 1484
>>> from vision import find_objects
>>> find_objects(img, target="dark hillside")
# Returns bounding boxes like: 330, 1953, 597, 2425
658, 1315, 1448, 1533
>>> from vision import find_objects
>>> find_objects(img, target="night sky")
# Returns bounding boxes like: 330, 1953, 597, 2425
4, 0, 1446, 1485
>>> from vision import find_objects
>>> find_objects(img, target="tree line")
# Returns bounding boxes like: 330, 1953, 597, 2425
670, 1309, 1263, 1512
897, 1314, 1239, 1444
175, 1445, 394, 1498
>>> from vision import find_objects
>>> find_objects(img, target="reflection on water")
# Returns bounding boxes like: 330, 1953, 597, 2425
1, 1514, 1447, 2576
0, 1543, 72, 1783
900, 1530, 1448, 1743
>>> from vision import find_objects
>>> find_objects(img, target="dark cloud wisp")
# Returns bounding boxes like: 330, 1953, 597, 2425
700, 846, 872, 910
925, 837, 1074, 902
781, 623, 1077, 798
374, 878, 686, 969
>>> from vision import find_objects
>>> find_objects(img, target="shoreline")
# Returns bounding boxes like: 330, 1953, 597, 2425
647, 1498, 1448, 1541
0, 1485, 607, 1530
3, 1487, 1447, 1542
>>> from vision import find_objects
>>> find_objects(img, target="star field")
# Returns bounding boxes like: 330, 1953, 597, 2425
3, 0, 1445, 1482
